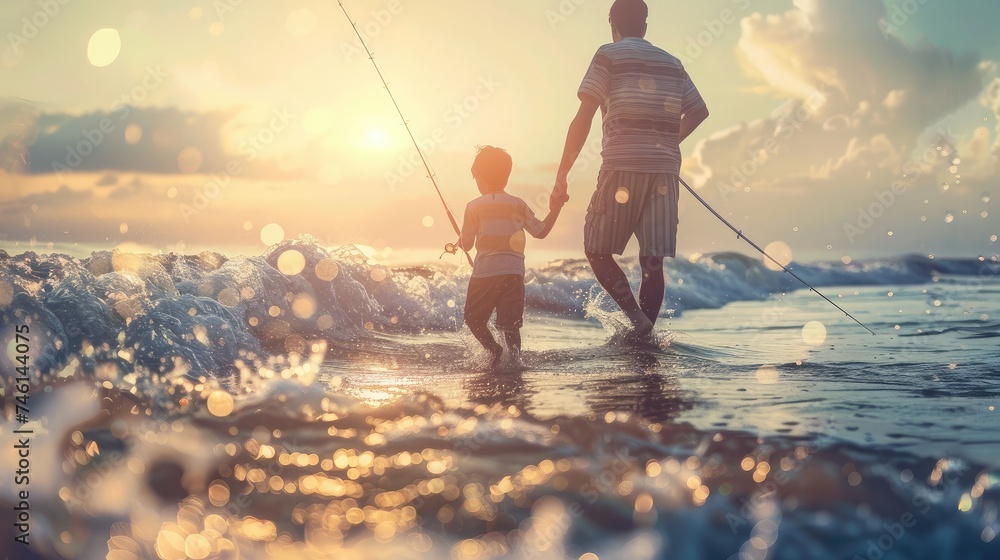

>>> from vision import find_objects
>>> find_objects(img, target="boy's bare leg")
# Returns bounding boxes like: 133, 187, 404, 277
586, 252, 654, 336
468, 320, 503, 368
638, 256, 665, 326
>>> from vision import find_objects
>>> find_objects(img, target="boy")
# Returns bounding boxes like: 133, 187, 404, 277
459, 146, 563, 369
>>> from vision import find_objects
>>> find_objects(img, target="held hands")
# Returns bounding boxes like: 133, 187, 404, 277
550, 175, 570, 212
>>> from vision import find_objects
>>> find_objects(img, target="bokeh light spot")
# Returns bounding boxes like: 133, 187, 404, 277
763, 242, 793, 271
185, 534, 212, 560
260, 224, 285, 246
316, 259, 340, 281
177, 147, 203, 174
756, 366, 778, 384
207, 391, 234, 417
276, 250, 306, 275
0, 280, 13, 307
88, 28, 121, 67
292, 294, 317, 319
3, 44, 24, 68
802, 321, 827, 346
615, 187, 630, 204
217, 288, 240, 307
509, 231, 527, 253
317, 314, 335, 330
124, 123, 142, 144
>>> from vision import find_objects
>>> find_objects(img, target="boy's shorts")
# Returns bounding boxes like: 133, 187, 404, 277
464, 274, 525, 329
584, 171, 680, 258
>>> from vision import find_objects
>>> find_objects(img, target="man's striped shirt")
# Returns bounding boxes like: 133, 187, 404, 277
578, 37, 705, 175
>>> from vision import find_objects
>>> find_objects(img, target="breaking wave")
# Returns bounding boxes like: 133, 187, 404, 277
1, 240, 997, 382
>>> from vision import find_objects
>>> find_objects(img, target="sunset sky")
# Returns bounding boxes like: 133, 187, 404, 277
1, 0, 998, 264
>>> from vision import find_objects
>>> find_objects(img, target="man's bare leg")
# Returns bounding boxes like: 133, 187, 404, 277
586, 252, 654, 336
638, 256, 665, 325
501, 327, 521, 354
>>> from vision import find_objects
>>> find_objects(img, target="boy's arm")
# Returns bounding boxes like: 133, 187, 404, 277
530, 197, 565, 240
458, 205, 477, 252
534, 206, 563, 240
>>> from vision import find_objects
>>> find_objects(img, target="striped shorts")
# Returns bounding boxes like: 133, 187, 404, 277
584, 171, 680, 257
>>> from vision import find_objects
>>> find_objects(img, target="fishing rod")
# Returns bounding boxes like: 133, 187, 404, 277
338, 1, 474, 267
676, 176, 876, 336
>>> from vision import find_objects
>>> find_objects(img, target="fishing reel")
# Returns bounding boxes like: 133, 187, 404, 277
440, 243, 458, 259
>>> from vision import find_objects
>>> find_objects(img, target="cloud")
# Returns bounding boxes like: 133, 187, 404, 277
95, 173, 119, 186
1, 104, 301, 180
24, 107, 234, 176
684, 0, 987, 195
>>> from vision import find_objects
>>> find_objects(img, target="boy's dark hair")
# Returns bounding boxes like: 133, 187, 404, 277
610, 0, 648, 37
471, 145, 512, 190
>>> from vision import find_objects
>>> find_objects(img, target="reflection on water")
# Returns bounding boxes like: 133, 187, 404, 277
326, 329, 693, 427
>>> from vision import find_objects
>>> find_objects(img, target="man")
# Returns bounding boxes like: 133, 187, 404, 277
552, 0, 709, 337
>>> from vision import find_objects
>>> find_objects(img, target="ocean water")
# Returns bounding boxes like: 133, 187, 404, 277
1, 240, 999, 560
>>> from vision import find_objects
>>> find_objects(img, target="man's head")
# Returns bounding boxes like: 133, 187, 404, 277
471, 145, 512, 194
609, 0, 648, 41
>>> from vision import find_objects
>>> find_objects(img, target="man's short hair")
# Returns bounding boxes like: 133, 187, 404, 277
471, 146, 512, 190
609, 0, 648, 37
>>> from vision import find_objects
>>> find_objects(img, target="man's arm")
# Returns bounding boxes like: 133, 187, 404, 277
553, 94, 602, 203
679, 104, 710, 144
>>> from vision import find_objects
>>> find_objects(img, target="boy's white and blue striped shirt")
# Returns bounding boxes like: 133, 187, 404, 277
460, 192, 545, 279
579, 37, 706, 175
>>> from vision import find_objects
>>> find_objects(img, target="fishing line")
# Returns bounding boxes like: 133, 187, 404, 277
338, 1, 473, 267
337, 2, 870, 335
677, 176, 877, 336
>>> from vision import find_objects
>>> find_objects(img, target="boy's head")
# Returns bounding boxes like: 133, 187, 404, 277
609, 0, 648, 40
471, 145, 512, 194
